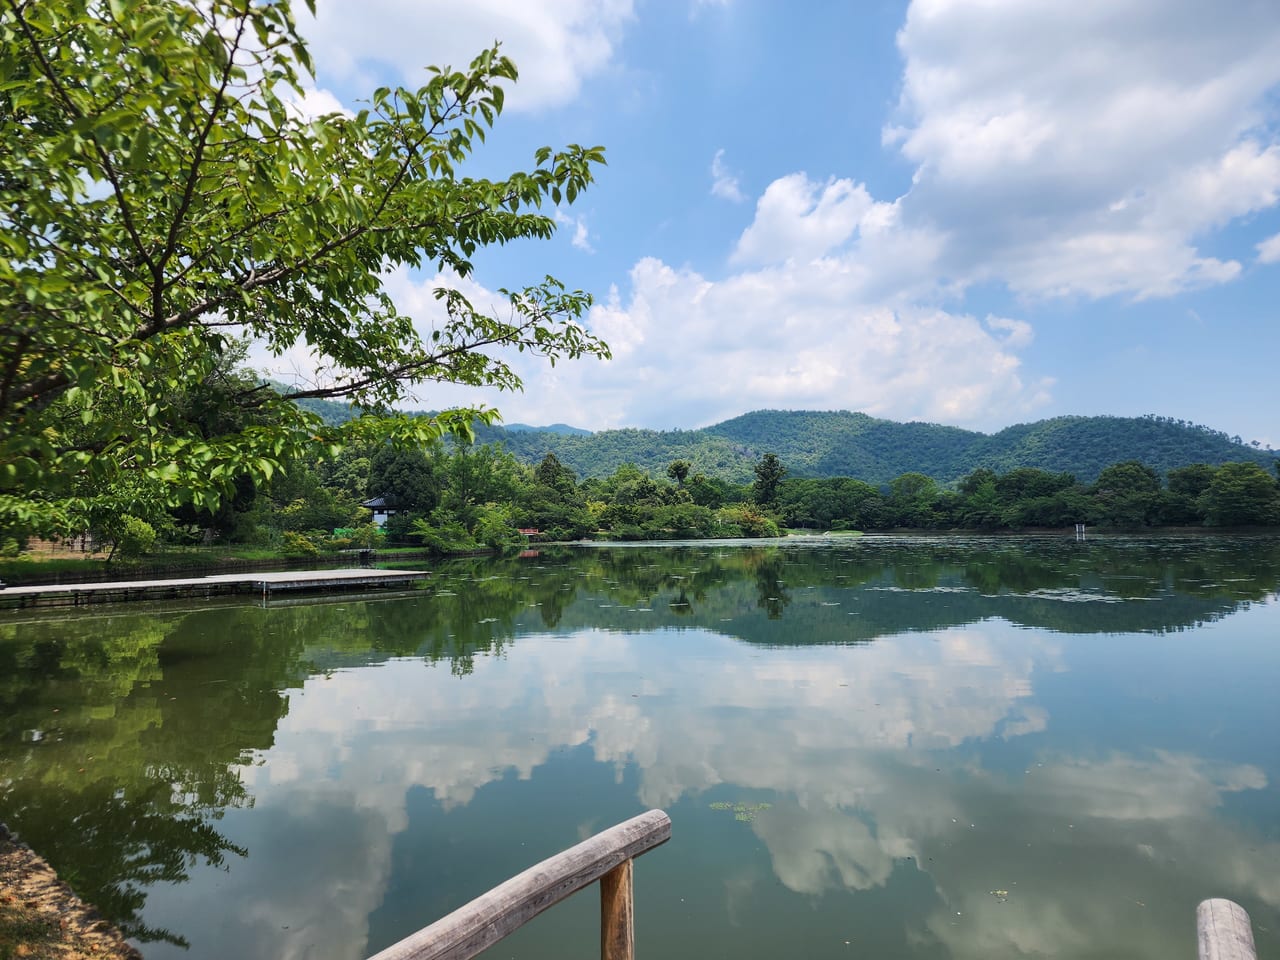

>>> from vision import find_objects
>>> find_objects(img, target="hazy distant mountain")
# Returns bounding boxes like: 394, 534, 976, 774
285, 393, 591, 436
286, 397, 1276, 486
498, 422, 592, 436
480, 410, 1277, 486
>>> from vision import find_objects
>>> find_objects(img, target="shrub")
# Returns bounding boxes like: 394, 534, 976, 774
384, 512, 420, 545
717, 504, 780, 538
281, 531, 320, 557
348, 523, 386, 548
410, 514, 477, 554
114, 517, 157, 559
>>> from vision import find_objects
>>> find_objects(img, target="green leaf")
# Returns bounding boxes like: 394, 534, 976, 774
0, 0, 607, 535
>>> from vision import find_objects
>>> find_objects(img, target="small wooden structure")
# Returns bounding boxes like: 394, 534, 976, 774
361, 495, 399, 527
0, 568, 427, 609
366, 809, 671, 960
1198, 899, 1258, 960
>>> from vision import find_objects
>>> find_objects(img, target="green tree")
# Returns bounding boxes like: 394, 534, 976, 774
533, 452, 578, 496
686, 472, 742, 509
956, 469, 1003, 528
752, 453, 786, 507
0, 0, 609, 534
666, 459, 691, 486
1203, 462, 1280, 526
1163, 463, 1217, 524
317, 440, 380, 502
368, 446, 439, 514
438, 444, 523, 527
994, 467, 1076, 503
776, 476, 883, 530
1090, 461, 1163, 527
888, 472, 940, 527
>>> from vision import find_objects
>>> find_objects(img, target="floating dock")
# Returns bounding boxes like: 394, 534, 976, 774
0, 568, 429, 609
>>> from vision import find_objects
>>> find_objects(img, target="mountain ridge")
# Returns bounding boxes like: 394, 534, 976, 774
475, 409, 1277, 485
290, 397, 1275, 486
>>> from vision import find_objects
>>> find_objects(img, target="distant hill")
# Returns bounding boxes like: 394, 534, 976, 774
489, 411, 1277, 486
500, 422, 592, 436
285, 391, 592, 436
291, 395, 362, 425
285, 399, 1277, 486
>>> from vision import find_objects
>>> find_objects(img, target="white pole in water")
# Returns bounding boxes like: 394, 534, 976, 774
1198, 899, 1257, 960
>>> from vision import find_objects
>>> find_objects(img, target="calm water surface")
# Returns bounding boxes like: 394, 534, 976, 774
2, 535, 1279, 959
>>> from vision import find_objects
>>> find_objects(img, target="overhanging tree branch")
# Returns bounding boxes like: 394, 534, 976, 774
0, 0, 608, 531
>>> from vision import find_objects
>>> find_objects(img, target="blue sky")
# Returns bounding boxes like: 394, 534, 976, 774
265, 0, 1280, 447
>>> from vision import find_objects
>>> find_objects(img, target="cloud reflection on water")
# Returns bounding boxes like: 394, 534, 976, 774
145, 610, 1279, 960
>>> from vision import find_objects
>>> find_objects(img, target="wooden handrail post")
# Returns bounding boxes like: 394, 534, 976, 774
600, 858, 634, 960
366, 809, 670, 960
1197, 899, 1257, 960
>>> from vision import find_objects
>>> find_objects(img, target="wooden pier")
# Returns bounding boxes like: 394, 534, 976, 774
0, 568, 429, 610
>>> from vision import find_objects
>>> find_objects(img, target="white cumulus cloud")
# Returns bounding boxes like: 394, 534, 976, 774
555, 208, 595, 252
565, 257, 1051, 428
886, 0, 1280, 299
304, 252, 1050, 430
284, 85, 352, 121
303, 0, 634, 111
710, 148, 746, 203
732, 173, 895, 266
1258, 231, 1280, 264
253, 0, 1280, 431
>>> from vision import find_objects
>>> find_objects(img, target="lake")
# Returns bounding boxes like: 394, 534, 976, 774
2, 535, 1279, 959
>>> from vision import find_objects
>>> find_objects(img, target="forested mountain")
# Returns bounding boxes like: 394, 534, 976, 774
479, 411, 1276, 485
292, 402, 1275, 487
502, 422, 591, 436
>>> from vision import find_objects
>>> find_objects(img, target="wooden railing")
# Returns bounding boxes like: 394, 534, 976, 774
366, 809, 671, 960
367, 831, 1257, 960
1198, 899, 1259, 960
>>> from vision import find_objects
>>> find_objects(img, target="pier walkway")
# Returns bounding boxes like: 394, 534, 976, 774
0, 568, 428, 609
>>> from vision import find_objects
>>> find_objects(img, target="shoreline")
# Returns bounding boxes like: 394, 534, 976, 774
0, 822, 140, 960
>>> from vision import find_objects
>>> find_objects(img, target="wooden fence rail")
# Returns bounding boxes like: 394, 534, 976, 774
1198, 899, 1258, 960
366, 809, 671, 960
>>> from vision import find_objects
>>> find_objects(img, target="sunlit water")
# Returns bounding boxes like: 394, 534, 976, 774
2, 535, 1279, 959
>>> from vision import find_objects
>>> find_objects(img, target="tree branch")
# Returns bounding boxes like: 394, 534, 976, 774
153, 8, 249, 312
4, 0, 159, 280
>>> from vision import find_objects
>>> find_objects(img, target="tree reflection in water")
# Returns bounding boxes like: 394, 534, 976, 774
0, 534, 1277, 951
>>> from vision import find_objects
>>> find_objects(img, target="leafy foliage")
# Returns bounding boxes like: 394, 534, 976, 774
751, 453, 786, 507
0, 0, 608, 532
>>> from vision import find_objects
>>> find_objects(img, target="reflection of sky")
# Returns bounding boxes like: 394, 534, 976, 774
139, 601, 1280, 960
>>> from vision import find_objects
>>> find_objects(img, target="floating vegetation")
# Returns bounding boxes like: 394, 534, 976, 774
709, 801, 773, 823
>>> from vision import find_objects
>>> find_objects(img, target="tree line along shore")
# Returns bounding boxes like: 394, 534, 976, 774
3, 442, 1277, 583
